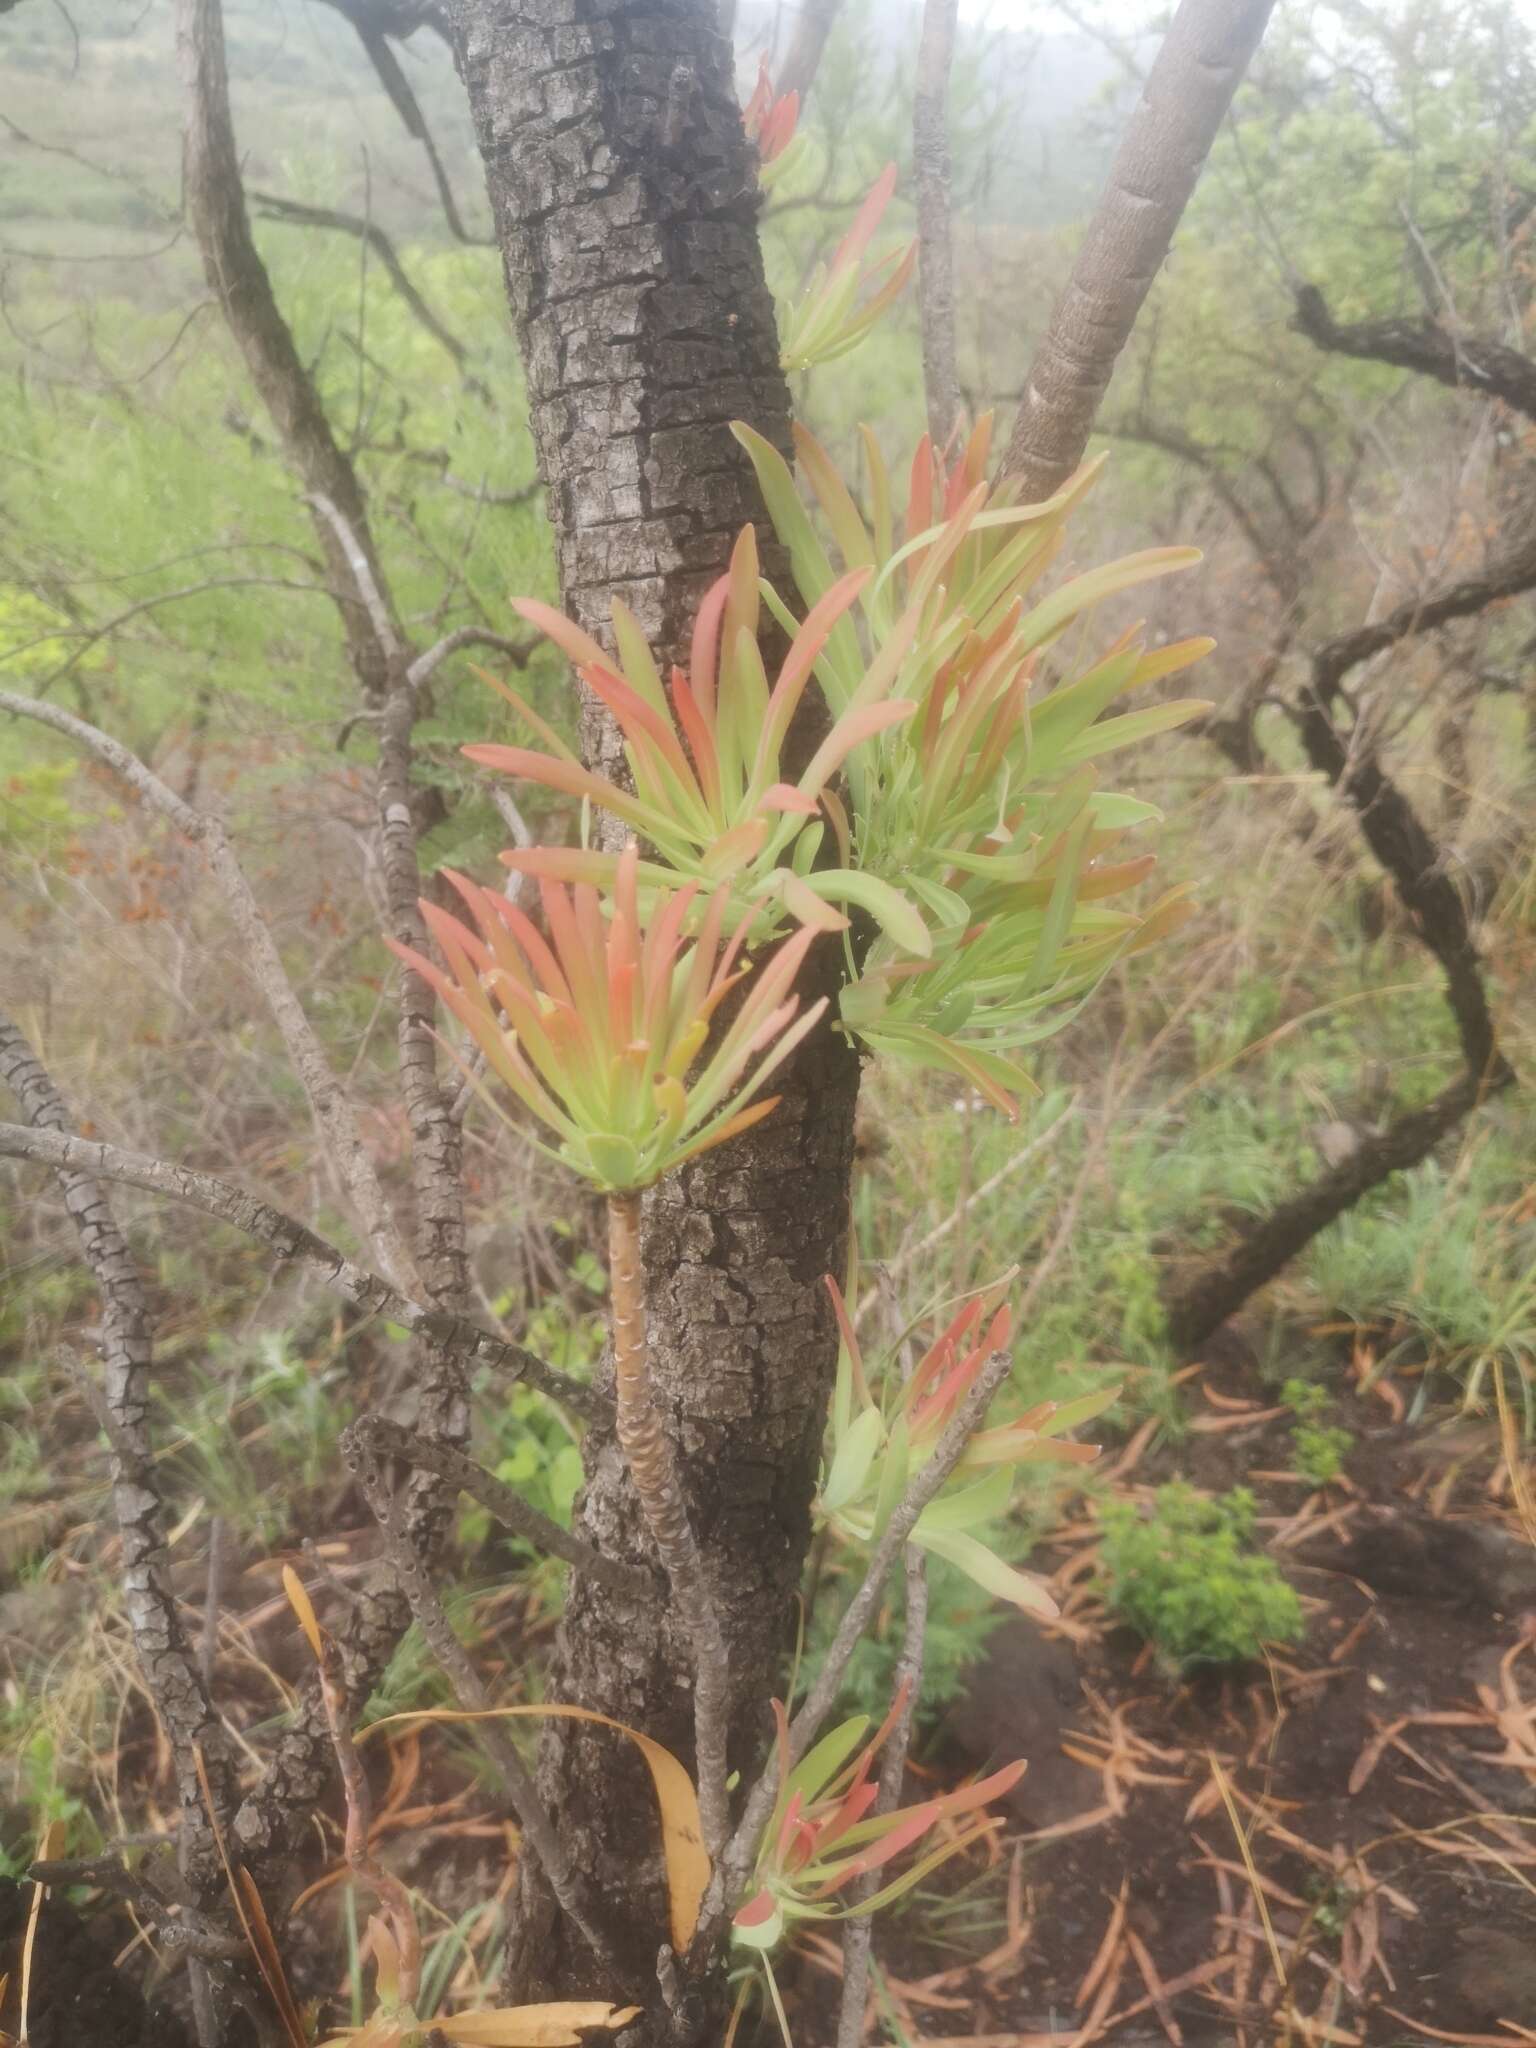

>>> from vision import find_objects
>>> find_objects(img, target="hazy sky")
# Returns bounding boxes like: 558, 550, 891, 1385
959, 0, 1536, 24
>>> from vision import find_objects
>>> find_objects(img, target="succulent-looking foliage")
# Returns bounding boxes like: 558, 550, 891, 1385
466, 539, 924, 949
385, 845, 825, 1192
734, 414, 1213, 1111
481, 416, 1210, 1116
776, 164, 918, 374
732, 1686, 1025, 1953
816, 1272, 1117, 1611
742, 56, 804, 189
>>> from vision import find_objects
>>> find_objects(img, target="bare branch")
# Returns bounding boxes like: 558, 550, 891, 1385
834, 1547, 927, 2048
775, 0, 844, 107
350, 1417, 648, 1592
0, 1121, 604, 1421
1166, 1068, 1500, 1351
913, 0, 961, 449
307, 491, 403, 664
0, 686, 420, 1294
406, 624, 536, 691
1294, 282, 1536, 423
178, 0, 400, 694
251, 191, 490, 393
999, 0, 1276, 498
1165, 545, 1527, 1350
312, 0, 489, 246
1311, 530, 1536, 709
0, 576, 332, 697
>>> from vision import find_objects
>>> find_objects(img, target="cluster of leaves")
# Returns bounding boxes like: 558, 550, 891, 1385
740, 59, 915, 370
1098, 1484, 1303, 1673
732, 1688, 1023, 1955
490, 419, 1209, 1117
735, 414, 1209, 1110
388, 845, 825, 1192
816, 1267, 1116, 1610
1282, 1377, 1353, 1487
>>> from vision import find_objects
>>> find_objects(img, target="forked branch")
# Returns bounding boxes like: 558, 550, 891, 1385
1294, 282, 1536, 423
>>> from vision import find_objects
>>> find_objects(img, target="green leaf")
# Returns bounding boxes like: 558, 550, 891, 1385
910, 1466, 1014, 1533
804, 871, 931, 956
820, 1406, 885, 1514
910, 1525, 1058, 1616
784, 1717, 870, 1811
1054, 698, 1210, 769
870, 1413, 910, 1544
1035, 1385, 1122, 1437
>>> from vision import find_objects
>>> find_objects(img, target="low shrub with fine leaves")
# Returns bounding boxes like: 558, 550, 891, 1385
1098, 1484, 1303, 1673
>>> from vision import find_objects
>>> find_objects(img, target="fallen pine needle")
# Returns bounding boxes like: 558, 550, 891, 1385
1075, 1878, 1127, 2009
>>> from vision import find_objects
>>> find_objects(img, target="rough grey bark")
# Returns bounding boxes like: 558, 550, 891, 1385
1000, 0, 1276, 499
0, 1022, 236, 1919
913, 0, 961, 450
456, 0, 799, 782
454, 3, 862, 2016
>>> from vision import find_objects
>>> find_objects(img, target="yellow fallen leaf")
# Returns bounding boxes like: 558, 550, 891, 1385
441, 2004, 641, 2044
320, 2010, 638, 2048
359, 1705, 707, 1951
281, 1563, 325, 1661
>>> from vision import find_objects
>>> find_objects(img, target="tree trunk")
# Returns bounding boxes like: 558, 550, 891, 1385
454, 0, 861, 2017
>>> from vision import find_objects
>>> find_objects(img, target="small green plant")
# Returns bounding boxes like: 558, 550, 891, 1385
1098, 1484, 1303, 1672
1282, 1378, 1353, 1487
816, 1264, 1115, 1611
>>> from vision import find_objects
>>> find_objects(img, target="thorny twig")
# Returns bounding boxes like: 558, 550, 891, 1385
0, 1016, 234, 2043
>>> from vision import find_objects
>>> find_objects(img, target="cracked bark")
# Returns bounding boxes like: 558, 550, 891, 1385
0, 1020, 235, 1925
454, 4, 861, 2014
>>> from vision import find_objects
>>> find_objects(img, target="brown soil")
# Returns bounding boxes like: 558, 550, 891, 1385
784, 1346, 1536, 2047
0, 1878, 194, 2048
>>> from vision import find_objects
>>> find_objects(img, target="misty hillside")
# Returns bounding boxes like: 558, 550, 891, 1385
0, 0, 1122, 258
